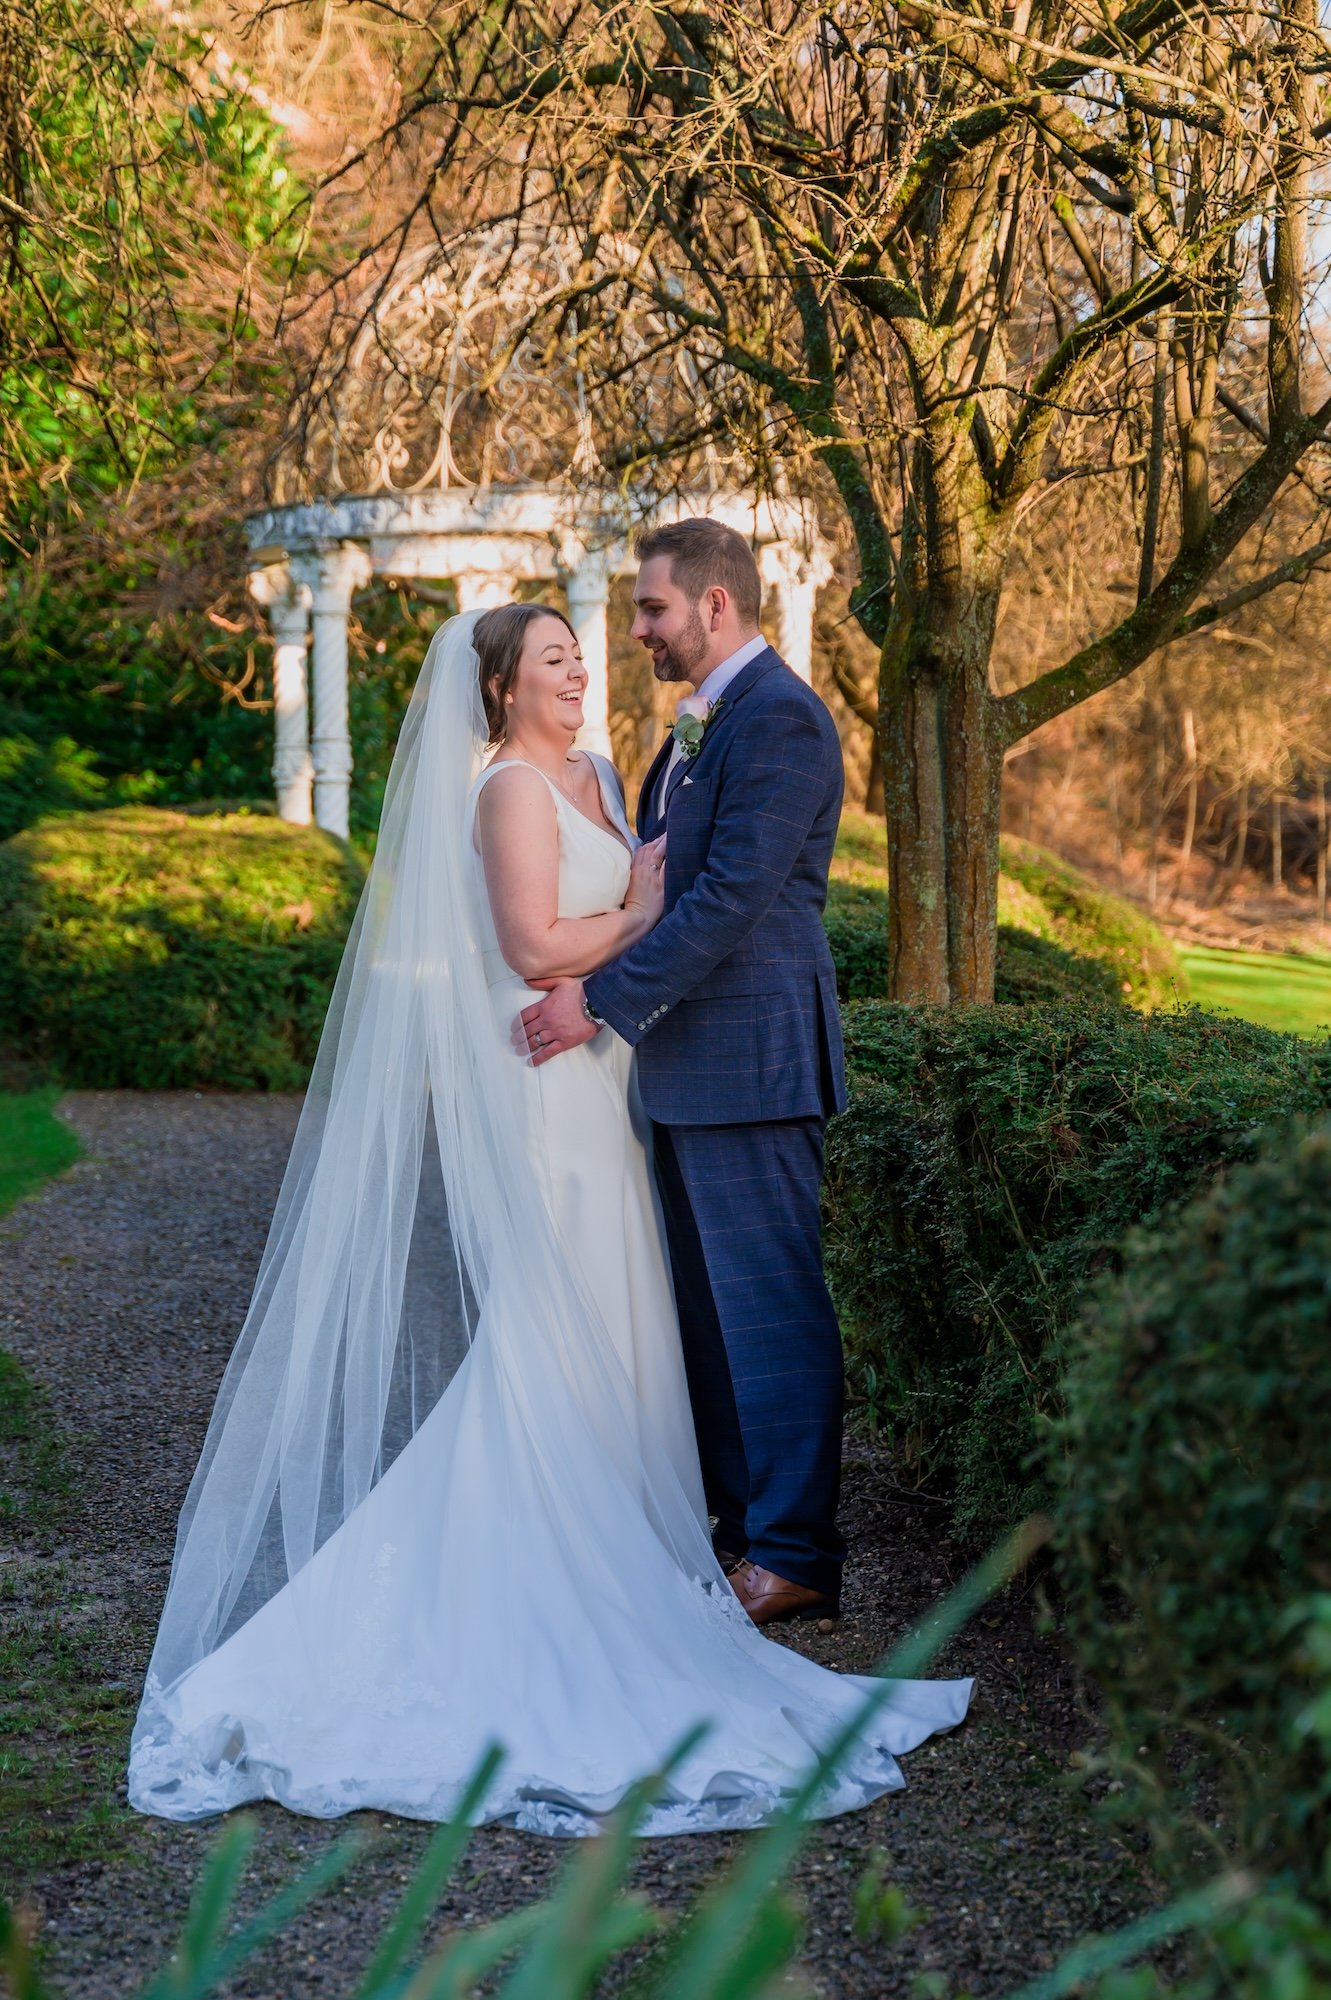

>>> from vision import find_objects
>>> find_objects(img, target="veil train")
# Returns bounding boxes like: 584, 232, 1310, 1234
129, 612, 971, 1834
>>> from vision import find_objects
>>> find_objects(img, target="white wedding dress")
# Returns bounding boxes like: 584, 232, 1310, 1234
129, 622, 970, 1836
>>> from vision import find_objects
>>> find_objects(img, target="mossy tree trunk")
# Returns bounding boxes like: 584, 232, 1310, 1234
877, 432, 1011, 1003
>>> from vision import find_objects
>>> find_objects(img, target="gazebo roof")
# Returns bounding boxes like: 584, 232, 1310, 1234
245, 225, 834, 840
244, 482, 828, 580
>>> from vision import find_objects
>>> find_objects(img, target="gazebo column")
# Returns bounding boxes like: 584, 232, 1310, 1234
290, 543, 372, 839
454, 573, 513, 614
564, 550, 613, 758
249, 564, 314, 825
759, 542, 831, 685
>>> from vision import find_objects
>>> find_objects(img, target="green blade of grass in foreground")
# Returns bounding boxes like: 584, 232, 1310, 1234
1001, 1873, 1252, 2000
137, 1821, 365, 2000
149, 1817, 256, 1993
0, 1897, 62, 2000
496, 1726, 710, 2000
150, 1741, 510, 2000
353, 1744, 505, 1997
393, 1904, 548, 2000
664, 1892, 807, 2000
643, 1517, 1052, 2000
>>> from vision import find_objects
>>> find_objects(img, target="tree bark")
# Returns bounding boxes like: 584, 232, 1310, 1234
864, 733, 885, 814
881, 584, 1005, 1004
1169, 706, 1198, 907
1146, 705, 1164, 909
1271, 794, 1284, 890
1220, 782, 1251, 902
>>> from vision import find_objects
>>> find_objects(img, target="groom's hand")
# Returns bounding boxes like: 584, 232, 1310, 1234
518, 979, 599, 1066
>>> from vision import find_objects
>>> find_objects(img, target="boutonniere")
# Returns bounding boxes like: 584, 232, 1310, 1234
671, 697, 725, 760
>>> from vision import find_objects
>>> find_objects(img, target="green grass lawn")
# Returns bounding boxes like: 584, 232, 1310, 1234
0, 1091, 126, 1889
1180, 945, 1331, 1039
0, 1087, 82, 1218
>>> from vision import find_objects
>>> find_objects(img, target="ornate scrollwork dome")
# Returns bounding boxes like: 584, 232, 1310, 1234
272, 225, 714, 504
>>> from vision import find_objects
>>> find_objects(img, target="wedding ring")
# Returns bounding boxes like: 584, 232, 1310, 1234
533, 1032, 545, 1050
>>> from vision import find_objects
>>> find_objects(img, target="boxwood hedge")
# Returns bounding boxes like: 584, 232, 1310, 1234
824, 812, 1187, 1011
823, 1001, 1331, 1539
0, 806, 365, 1089
824, 881, 1120, 1007
1057, 1117, 1331, 1895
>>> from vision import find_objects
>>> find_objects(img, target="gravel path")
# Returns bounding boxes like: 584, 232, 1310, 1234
1, 1093, 1163, 1997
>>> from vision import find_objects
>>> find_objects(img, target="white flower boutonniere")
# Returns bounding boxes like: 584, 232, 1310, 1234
671, 697, 725, 760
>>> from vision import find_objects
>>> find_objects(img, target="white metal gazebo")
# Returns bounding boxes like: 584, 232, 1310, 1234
245, 231, 832, 837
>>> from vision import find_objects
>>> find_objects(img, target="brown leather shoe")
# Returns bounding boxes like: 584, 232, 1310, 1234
730, 1560, 839, 1627
713, 1546, 747, 1576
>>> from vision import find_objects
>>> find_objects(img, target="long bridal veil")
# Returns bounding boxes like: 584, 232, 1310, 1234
130, 611, 718, 1805
131, 608, 974, 1833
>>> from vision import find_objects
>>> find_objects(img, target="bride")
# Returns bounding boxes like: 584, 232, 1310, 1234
128, 604, 971, 1835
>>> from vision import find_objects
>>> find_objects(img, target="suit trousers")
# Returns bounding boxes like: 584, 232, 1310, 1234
651, 1118, 847, 1596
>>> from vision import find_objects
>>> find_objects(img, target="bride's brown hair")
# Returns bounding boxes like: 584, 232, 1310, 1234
474, 603, 578, 746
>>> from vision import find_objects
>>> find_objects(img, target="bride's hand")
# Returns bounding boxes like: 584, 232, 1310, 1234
625, 835, 667, 929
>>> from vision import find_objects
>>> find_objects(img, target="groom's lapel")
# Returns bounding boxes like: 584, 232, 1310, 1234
644, 647, 785, 828
660, 647, 783, 814
711, 646, 783, 721
637, 733, 675, 836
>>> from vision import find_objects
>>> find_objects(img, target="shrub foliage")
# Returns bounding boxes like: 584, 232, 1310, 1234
0, 711, 107, 842
825, 814, 1186, 1010
825, 881, 1120, 1008
823, 1002, 1331, 1538
0, 807, 364, 1089
999, 837, 1185, 1009
1056, 1118, 1331, 1894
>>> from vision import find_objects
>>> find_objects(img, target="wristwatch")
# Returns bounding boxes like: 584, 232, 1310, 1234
582, 996, 603, 1027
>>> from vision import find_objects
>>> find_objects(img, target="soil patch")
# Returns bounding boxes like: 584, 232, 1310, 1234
0, 1092, 1163, 1996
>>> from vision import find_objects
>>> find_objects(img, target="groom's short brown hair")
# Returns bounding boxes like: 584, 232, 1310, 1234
634, 519, 762, 626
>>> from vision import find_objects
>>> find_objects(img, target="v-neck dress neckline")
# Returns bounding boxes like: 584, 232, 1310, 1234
488, 753, 635, 854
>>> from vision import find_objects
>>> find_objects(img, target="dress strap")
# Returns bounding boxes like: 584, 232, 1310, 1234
475, 752, 634, 852
474, 756, 572, 808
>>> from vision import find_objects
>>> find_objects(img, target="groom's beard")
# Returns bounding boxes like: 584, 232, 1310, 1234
651, 609, 709, 684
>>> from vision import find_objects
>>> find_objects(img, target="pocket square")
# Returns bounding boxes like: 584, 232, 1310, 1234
681, 775, 694, 787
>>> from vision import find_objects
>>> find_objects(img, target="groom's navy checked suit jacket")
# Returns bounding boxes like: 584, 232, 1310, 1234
584, 647, 846, 1128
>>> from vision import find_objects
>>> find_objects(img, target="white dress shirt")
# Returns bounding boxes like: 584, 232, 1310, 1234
651, 633, 768, 822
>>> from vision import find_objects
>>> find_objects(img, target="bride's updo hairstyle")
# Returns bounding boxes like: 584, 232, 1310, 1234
475, 602, 578, 745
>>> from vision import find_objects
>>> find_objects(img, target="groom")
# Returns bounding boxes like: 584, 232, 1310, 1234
520, 518, 848, 1624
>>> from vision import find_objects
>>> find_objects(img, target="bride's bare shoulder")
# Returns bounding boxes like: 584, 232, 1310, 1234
477, 759, 551, 801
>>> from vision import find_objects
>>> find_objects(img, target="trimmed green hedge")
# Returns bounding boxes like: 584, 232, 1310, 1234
1057, 1118, 1331, 1896
824, 882, 1119, 1007
825, 812, 1187, 1011
823, 1002, 1331, 1539
1000, 836, 1184, 1009
0, 807, 364, 1089
0, 712, 107, 843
